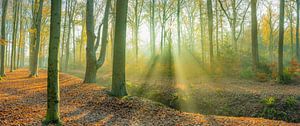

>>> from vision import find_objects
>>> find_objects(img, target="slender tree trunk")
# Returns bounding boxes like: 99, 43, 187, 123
11, 0, 20, 72
17, 1, 24, 68
0, 0, 8, 77
65, 1, 76, 71
30, 0, 44, 77
215, 0, 219, 57
65, 15, 71, 72
80, 11, 85, 64
111, 0, 129, 97
150, 0, 155, 56
207, 0, 214, 68
251, 0, 259, 70
199, 1, 205, 62
289, 2, 294, 58
60, 0, 68, 71
134, 0, 139, 62
177, 0, 181, 55
297, 0, 300, 61
43, 0, 62, 124
72, 22, 76, 64
84, 0, 111, 83
278, 0, 285, 82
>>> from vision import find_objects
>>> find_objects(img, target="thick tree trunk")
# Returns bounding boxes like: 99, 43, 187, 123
84, 0, 97, 83
43, 0, 62, 124
278, 0, 285, 82
111, 0, 129, 97
0, 0, 8, 77
251, 0, 259, 70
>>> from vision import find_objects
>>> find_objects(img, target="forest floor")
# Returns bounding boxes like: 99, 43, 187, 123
0, 69, 299, 126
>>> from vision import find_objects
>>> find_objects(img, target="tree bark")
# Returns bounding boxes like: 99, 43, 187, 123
207, 0, 214, 68
43, 0, 62, 124
199, 1, 205, 62
150, 0, 155, 56
251, 0, 259, 70
17, 1, 24, 69
177, 0, 181, 55
84, 0, 111, 83
297, 0, 300, 61
30, 0, 44, 77
0, 0, 8, 77
11, 0, 20, 72
278, 0, 285, 82
60, 0, 68, 71
111, 0, 129, 97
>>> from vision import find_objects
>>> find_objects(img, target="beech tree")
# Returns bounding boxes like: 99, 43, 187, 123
29, 0, 44, 77
111, 0, 129, 97
11, 0, 20, 72
297, 0, 300, 61
207, 0, 213, 67
150, 0, 156, 56
278, 0, 285, 82
251, 0, 259, 70
84, 0, 112, 83
0, 0, 8, 77
218, 0, 250, 51
64, 0, 77, 72
43, 0, 62, 125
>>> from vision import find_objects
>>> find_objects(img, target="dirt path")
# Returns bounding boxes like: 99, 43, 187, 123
0, 69, 298, 126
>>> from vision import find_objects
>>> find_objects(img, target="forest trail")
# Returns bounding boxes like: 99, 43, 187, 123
0, 69, 299, 126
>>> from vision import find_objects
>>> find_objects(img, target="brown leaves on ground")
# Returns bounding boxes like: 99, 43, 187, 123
0, 69, 298, 126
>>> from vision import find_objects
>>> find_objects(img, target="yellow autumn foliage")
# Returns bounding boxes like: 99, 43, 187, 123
0, 39, 8, 45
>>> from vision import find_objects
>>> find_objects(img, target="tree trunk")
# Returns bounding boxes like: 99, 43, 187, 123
289, 2, 294, 58
11, 0, 20, 72
297, 0, 300, 61
0, 0, 8, 77
215, 0, 219, 57
150, 0, 155, 56
84, 0, 111, 83
17, 1, 24, 69
199, 1, 205, 62
43, 0, 62, 124
72, 22, 76, 64
30, 0, 44, 77
207, 0, 214, 68
251, 0, 259, 70
60, 0, 68, 71
278, 0, 285, 82
65, 15, 71, 72
177, 0, 181, 55
80, 11, 85, 64
111, 0, 129, 97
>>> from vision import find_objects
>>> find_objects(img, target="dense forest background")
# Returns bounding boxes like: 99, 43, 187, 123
0, 0, 299, 125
